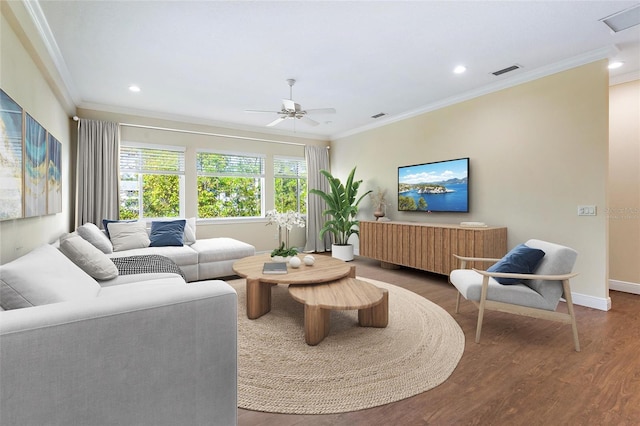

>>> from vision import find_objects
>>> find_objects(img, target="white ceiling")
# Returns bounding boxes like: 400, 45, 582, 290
32, 1, 640, 140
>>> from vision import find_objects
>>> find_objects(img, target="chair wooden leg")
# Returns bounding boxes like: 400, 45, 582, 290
455, 291, 461, 313
562, 279, 581, 352
475, 276, 490, 343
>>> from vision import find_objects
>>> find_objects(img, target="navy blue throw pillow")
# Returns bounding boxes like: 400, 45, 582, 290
149, 220, 186, 247
487, 244, 545, 285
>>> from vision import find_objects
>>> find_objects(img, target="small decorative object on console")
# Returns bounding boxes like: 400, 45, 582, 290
460, 221, 487, 227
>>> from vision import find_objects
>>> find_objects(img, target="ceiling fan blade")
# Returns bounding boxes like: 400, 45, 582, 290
245, 109, 279, 114
304, 108, 336, 114
282, 99, 301, 112
299, 116, 319, 127
266, 117, 286, 127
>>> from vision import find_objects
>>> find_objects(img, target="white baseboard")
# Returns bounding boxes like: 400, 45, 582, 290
569, 292, 611, 311
609, 279, 640, 295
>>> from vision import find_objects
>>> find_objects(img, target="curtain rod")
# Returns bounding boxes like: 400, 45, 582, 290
72, 116, 330, 148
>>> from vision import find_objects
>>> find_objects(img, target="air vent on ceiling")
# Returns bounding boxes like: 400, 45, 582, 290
492, 65, 521, 76
371, 112, 386, 119
601, 4, 640, 32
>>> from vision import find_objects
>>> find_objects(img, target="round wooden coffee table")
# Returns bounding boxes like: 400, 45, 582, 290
232, 253, 354, 319
289, 277, 388, 345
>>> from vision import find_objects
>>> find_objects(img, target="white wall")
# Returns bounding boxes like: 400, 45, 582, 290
609, 79, 640, 291
331, 61, 610, 310
0, 6, 73, 263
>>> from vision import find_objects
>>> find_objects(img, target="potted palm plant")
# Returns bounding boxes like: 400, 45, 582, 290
309, 167, 372, 261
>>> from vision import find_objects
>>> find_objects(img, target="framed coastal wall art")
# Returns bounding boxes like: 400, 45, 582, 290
0, 88, 63, 221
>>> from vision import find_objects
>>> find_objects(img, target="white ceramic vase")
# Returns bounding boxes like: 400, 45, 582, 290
271, 255, 292, 263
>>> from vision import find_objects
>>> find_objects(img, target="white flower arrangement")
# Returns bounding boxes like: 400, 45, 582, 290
265, 209, 306, 231
265, 210, 306, 256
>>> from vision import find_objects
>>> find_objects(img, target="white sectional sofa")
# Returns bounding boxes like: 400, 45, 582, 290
0, 244, 239, 426
0, 219, 254, 426
77, 219, 255, 282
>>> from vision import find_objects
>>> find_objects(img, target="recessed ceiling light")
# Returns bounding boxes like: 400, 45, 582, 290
129, 85, 141, 92
608, 61, 624, 70
453, 65, 467, 74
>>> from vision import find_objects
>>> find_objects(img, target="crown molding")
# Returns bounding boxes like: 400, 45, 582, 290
77, 101, 329, 142
20, 0, 79, 110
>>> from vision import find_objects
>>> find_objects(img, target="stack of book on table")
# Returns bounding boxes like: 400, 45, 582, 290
263, 262, 288, 274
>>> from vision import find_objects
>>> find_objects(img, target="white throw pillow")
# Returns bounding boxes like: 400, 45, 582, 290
60, 234, 119, 280
0, 245, 101, 310
77, 222, 113, 253
184, 217, 197, 245
108, 221, 150, 251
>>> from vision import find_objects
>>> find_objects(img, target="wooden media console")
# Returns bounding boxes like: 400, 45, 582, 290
359, 221, 507, 275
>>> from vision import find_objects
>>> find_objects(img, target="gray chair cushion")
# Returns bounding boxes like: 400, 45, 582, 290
524, 239, 578, 309
449, 269, 555, 310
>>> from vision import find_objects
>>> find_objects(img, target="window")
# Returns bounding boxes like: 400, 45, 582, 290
274, 156, 307, 214
197, 151, 264, 218
119, 143, 185, 219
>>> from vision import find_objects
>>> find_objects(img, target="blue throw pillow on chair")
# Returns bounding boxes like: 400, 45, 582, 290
149, 220, 186, 247
487, 244, 546, 285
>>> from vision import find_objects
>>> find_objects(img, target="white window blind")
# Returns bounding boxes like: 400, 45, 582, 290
120, 145, 185, 174
196, 152, 264, 177
274, 157, 307, 178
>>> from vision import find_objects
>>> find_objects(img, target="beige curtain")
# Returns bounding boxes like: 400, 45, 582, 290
304, 145, 332, 253
76, 119, 120, 228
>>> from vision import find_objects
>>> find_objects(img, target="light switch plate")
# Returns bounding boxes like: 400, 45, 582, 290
578, 205, 597, 216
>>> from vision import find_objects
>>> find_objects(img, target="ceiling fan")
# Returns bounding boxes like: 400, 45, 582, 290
245, 79, 336, 127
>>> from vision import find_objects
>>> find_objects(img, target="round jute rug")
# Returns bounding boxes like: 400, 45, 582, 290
228, 277, 465, 415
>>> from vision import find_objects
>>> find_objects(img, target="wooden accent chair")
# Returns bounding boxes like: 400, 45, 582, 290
449, 239, 580, 351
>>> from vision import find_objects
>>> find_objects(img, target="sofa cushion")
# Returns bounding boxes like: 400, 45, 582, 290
99, 272, 186, 287
191, 238, 256, 263
59, 234, 119, 280
108, 222, 150, 252
0, 245, 101, 310
108, 245, 198, 267
150, 220, 186, 247
77, 222, 113, 253
486, 243, 546, 285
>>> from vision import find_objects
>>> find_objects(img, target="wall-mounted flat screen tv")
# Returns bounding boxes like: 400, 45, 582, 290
398, 157, 469, 212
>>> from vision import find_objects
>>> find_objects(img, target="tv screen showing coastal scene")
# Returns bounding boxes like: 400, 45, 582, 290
398, 157, 469, 212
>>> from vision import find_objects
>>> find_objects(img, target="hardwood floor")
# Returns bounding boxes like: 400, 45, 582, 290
237, 255, 640, 425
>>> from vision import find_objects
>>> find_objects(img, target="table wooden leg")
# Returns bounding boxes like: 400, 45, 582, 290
358, 289, 388, 327
304, 304, 330, 346
348, 265, 356, 278
246, 278, 271, 319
